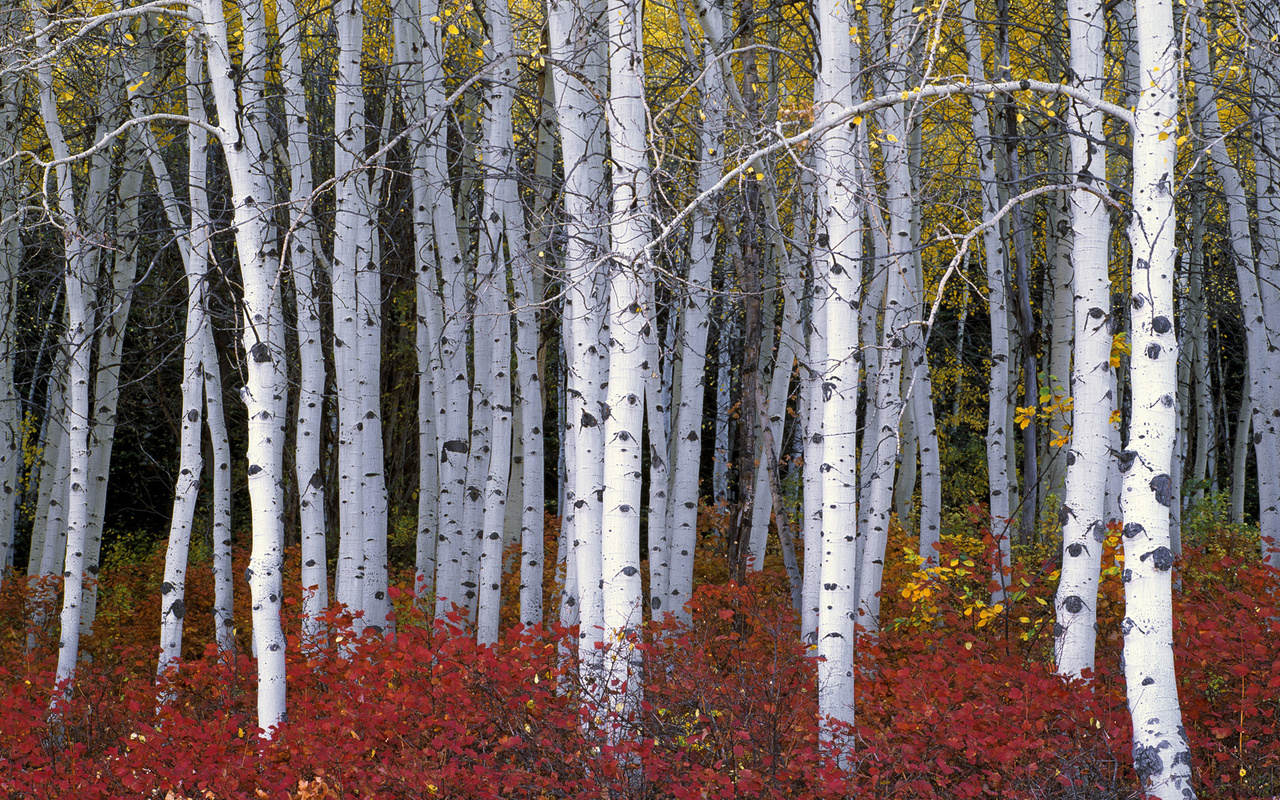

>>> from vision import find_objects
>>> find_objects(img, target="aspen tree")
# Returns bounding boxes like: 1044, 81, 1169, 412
516, 66, 556, 628
857, 0, 915, 636
1118, 0, 1196, 792
546, 0, 609, 667
814, 0, 861, 757
0, 51, 18, 583
475, 0, 522, 644
1187, 0, 1279, 567
197, 0, 290, 734
601, 0, 650, 734
420, 0, 474, 620
1246, 4, 1280, 568
29, 0, 104, 697
665, 0, 727, 623
278, 0, 329, 643
1054, 0, 1112, 681
960, 0, 1014, 601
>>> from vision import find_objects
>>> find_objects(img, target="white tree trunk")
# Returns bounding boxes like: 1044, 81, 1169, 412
31, 366, 68, 588
746, 270, 800, 573
333, 0, 368, 630
475, 0, 522, 642
417, 0, 471, 620
515, 66, 556, 628
1248, 6, 1280, 567
801, 287, 826, 647
30, 0, 99, 697
1188, 0, 1279, 564
1053, 0, 1112, 681
0, 61, 19, 583
601, 0, 650, 735
204, 320, 234, 654
547, 0, 609, 669
1120, 0, 1196, 792
158, 214, 208, 679
814, 0, 861, 754
475, 275, 512, 645
1044, 166, 1073, 504
278, 0, 329, 645
663, 0, 726, 623
961, 0, 1013, 601
199, 0, 289, 734
856, 0, 914, 635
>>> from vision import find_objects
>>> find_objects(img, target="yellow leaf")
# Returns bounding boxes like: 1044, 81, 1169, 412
447, 23, 459, 34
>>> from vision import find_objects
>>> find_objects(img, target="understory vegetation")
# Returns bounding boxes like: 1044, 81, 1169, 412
2, 506, 1276, 800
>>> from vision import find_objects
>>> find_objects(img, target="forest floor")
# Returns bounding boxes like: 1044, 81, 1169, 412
1, 503, 1277, 799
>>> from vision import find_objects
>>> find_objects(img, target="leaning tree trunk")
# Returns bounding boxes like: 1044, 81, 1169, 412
30, 0, 102, 698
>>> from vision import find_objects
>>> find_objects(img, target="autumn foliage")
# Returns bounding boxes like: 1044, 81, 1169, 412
0, 512, 1277, 799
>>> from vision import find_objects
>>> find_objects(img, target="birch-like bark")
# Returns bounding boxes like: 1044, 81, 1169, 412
1119, 0, 1195, 792
746, 259, 802, 573
158, 191, 208, 679
1187, 0, 1279, 565
601, 0, 650, 735
547, 0, 609, 663
1044, 161, 1073, 505
415, 0, 471, 620
392, 0, 442, 606
906, 249, 942, 564
662, 0, 726, 622
30, 0, 99, 697
81, 52, 149, 641
514, 63, 553, 629
1053, 0, 1112, 680
204, 315, 234, 654
461, 277, 494, 627
712, 312, 735, 505
474, 274, 511, 644
815, 0, 861, 755
0, 56, 19, 582
333, 0, 367, 628
277, 0, 329, 644
1184, 191, 1211, 505
961, 0, 1013, 600
198, 0, 289, 734
30, 366, 67, 591
128, 27, 212, 673
475, 0, 521, 643
801, 289, 826, 647
1249, 5, 1280, 566
856, 0, 914, 635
